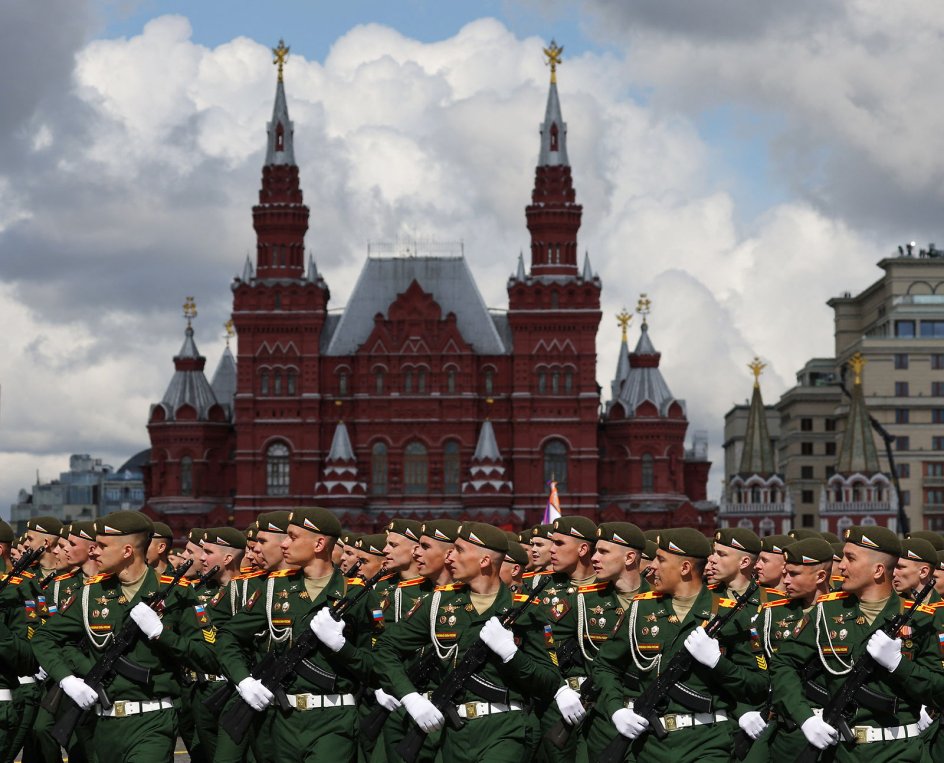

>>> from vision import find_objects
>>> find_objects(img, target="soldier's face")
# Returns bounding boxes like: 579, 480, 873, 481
892, 558, 927, 594
754, 552, 785, 587
25, 531, 51, 554
839, 544, 892, 595
183, 542, 203, 578
706, 544, 749, 585
550, 533, 583, 574
591, 540, 631, 583
530, 537, 553, 568
446, 538, 484, 582
783, 563, 825, 600
356, 553, 384, 578
201, 541, 232, 573
64, 535, 93, 567
415, 537, 451, 579
384, 533, 417, 572
256, 531, 286, 571
146, 538, 168, 566
281, 527, 319, 565
650, 551, 683, 593
91, 536, 132, 572
339, 543, 359, 574
499, 559, 520, 587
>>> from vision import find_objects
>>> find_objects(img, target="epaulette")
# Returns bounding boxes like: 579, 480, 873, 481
20, 571, 35, 579
830, 576, 844, 582
765, 588, 787, 596
348, 578, 366, 586
633, 591, 664, 601
435, 583, 466, 592
54, 570, 78, 582
522, 571, 538, 579
716, 597, 737, 609
268, 568, 300, 578
512, 593, 540, 605
762, 598, 791, 609
6, 576, 22, 585
815, 591, 849, 603
901, 600, 936, 615
159, 574, 190, 587
707, 582, 720, 591
84, 573, 112, 586
930, 601, 944, 609
380, 572, 397, 582
398, 577, 425, 588
232, 569, 267, 581
577, 582, 609, 594
238, 566, 254, 574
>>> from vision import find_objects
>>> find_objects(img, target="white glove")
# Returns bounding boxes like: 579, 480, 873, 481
918, 705, 935, 733
59, 675, 98, 710
310, 607, 346, 652
612, 707, 649, 739
34, 667, 47, 682
479, 616, 517, 662
402, 691, 444, 732
555, 685, 586, 725
800, 715, 839, 749
866, 630, 902, 672
683, 626, 721, 668
738, 710, 767, 740
129, 603, 163, 640
375, 688, 402, 712
236, 677, 274, 711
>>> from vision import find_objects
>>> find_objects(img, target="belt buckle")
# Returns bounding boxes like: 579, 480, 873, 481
114, 701, 127, 718
297, 694, 309, 711
664, 714, 678, 732
853, 726, 869, 744
567, 677, 580, 691
465, 702, 478, 719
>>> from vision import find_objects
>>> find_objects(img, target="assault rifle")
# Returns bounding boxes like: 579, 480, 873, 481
395, 576, 552, 763
220, 561, 383, 744
360, 650, 440, 743
545, 675, 601, 749
599, 580, 759, 763
794, 579, 935, 763
0, 546, 45, 598
50, 558, 194, 746
192, 565, 220, 591
38, 570, 57, 590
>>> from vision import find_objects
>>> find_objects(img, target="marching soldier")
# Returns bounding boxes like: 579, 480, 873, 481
753, 535, 791, 593
413, 520, 458, 588
501, 532, 528, 593
356, 534, 391, 580
893, 537, 940, 604
593, 528, 768, 762
830, 542, 846, 590
527, 524, 555, 589
338, 531, 362, 576
147, 523, 175, 574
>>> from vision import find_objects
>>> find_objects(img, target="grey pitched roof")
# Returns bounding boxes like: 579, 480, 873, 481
614, 324, 686, 417
472, 420, 502, 461
582, 251, 594, 281
610, 338, 631, 400
157, 328, 220, 420
210, 346, 237, 417
327, 421, 356, 461
325, 256, 509, 356
738, 382, 774, 475
242, 255, 253, 282
538, 80, 569, 166
837, 378, 881, 475
265, 78, 295, 166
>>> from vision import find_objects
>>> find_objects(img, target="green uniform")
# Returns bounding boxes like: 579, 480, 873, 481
215, 566, 374, 763
0, 567, 39, 763
30, 567, 214, 763
593, 585, 768, 763
771, 589, 937, 763
373, 581, 560, 763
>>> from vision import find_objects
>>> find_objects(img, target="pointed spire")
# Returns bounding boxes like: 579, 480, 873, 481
472, 420, 502, 461
611, 309, 632, 399
581, 251, 593, 281
327, 421, 356, 462
836, 353, 881, 474
307, 252, 319, 283
738, 359, 775, 475
210, 346, 237, 417
156, 307, 219, 420
539, 40, 569, 167
516, 251, 526, 282
265, 40, 295, 166
242, 255, 254, 282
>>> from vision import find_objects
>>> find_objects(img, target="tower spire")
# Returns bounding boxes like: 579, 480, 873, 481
738, 358, 775, 475
836, 353, 881, 474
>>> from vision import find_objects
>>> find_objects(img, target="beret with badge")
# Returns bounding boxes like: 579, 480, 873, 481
95, 511, 154, 537
659, 528, 711, 559
760, 534, 793, 555
784, 538, 834, 566
258, 510, 291, 534
531, 524, 554, 541
905, 530, 944, 552
457, 522, 507, 554
788, 528, 823, 541
900, 537, 938, 566
387, 518, 423, 543
713, 527, 762, 556
203, 527, 248, 550
552, 516, 597, 542
288, 507, 341, 538
150, 521, 173, 541
503, 532, 529, 566
596, 522, 646, 551
356, 534, 387, 557
420, 519, 460, 544
0, 520, 13, 545
69, 520, 97, 542
27, 516, 63, 537
843, 526, 901, 557
642, 540, 658, 561
187, 528, 206, 545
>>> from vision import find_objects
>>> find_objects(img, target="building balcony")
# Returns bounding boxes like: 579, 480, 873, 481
820, 501, 895, 514
924, 477, 944, 486
718, 502, 791, 516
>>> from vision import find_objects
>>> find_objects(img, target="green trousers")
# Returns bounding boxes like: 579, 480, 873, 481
834, 737, 928, 763
271, 705, 358, 762
180, 684, 208, 763
92, 708, 177, 763
534, 701, 588, 763
381, 707, 440, 763
0, 696, 21, 763
631, 720, 736, 763
440, 711, 533, 763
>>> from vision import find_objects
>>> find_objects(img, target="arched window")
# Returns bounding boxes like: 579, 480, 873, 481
443, 441, 461, 494
417, 369, 427, 393
543, 440, 568, 493
404, 442, 428, 494
287, 370, 297, 395
551, 370, 560, 394
564, 370, 574, 393
371, 443, 388, 496
266, 443, 290, 496
538, 371, 547, 394
751, 487, 761, 503
375, 369, 385, 395
550, 122, 559, 152
338, 371, 348, 396
260, 371, 269, 396
447, 369, 457, 394
484, 369, 494, 396
180, 456, 193, 496
641, 453, 654, 493
759, 518, 775, 537
273, 293, 281, 310
273, 370, 282, 395
403, 370, 413, 394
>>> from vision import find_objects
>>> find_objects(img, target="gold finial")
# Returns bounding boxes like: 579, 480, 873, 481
272, 39, 290, 82
748, 357, 766, 388
848, 352, 866, 386
636, 293, 651, 327
616, 309, 633, 342
223, 319, 235, 347
183, 296, 197, 327
543, 39, 564, 84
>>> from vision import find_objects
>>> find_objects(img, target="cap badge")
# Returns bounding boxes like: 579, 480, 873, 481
103, 525, 118, 534
434, 530, 449, 541
267, 523, 280, 531
859, 534, 879, 549
668, 540, 684, 554
907, 550, 921, 560
611, 532, 627, 545
570, 528, 585, 539
730, 537, 746, 550
406, 529, 419, 540
303, 518, 319, 531
467, 531, 484, 546
802, 554, 817, 564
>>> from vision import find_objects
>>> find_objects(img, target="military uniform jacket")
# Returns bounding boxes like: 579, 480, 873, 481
0, 569, 37, 686
215, 566, 373, 694
593, 584, 768, 719
373, 582, 560, 705
771, 590, 937, 729
31, 566, 214, 701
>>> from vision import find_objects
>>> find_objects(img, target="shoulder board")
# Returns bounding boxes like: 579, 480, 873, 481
816, 591, 849, 603
159, 575, 190, 587
522, 571, 537, 579
435, 583, 466, 592
238, 566, 254, 574
20, 571, 35, 579
7, 576, 22, 585
348, 578, 366, 587
707, 582, 720, 591
633, 591, 664, 601
762, 598, 791, 609
512, 593, 539, 604
54, 570, 78, 582
765, 588, 787, 596
233, 569, 267, 581
929, 601, 944, 609
398, 577, 425, 588
84, 573, 113, 586
380, 572, 397, 582
902, 600, 936, 615
716, 597, 737, 609
830, 576, 844, 582
577, 582, 609, 594
268, 568, 300, 578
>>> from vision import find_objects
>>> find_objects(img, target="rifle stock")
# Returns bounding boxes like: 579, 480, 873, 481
360, 649, 440, 743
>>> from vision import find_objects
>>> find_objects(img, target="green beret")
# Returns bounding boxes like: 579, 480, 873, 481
150, 522, 173, 541
596, 522, 646, 550
258, 511, 291, 534
788, 528, 823, 541
95, 511, 153, 537
830, 541, 844, 561
900, 538, 938, 566
906, 530, 944, 551
820, 531, 841, 544
937, 550, 944, 571
760, 534, 793, 554
552, 516, 597, 542
58, 525, 71, 539
530, 524, 554, 540
28, 516, 63, 536
420, 519, 460, 543
245, 526, 257, 540
356, 534, 387, 557
503, 532, 529, 566
643, 529, 662, 542
713, 528, 761, 555
843, 526, 901, 557
387, 519, 423, 543
642, 540, 657, 561
340, 530, 362, 546
288, 507, 341, 538
457, 522, 507, 554
0, 520, 13, 544
784, 538, 834, 566
203, 527, 248, 550
516, 529, 531, 544
659, 528, 711, 559
187, 528, 206, 545
69, 521, 97, 542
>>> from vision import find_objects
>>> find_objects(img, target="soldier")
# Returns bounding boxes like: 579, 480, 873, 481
789, 529, 824, 541
527, 524, 554, 589
706, 528, 762, 601
373, 521, 559, 763
905, 530, 944, 552
378, 519, 426, 623
31, 511, 212, 763
821, 531, 841, 545
753, 535, 791, 593
176, 527, 208, 763
772, 526, 935, 761
216, 507, 374, 762
640, 540, 657, 583
338, 531, 362, 575
356, 534, 390, 579
413, 520, 458, 587
893, 537, 940, 603
830, 542, 846, 589
147, 522, 174, 574
500, 532, 527, 592
934, 551, 944, 599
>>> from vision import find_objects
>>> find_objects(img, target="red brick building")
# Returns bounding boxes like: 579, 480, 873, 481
142, 57, 715, 539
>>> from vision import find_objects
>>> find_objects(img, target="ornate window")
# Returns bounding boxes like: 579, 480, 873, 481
484, 369, 494, 396
543, 440, 568, 493
287, 370, 297, 395
338, 371, 348, 396
641, 453, 654, 493
551, 370, 560, 394
180, 456, 193, 496
447, 369, 457, 394
260, 371, 269, 396
538, 371, 547, 394
371, 442, 388, 495
564, 370, 574, 393
375, 369, 385, 395
403, 370, 413, 394
417, 369, 427, 394
266, 443, 290, 496
443, 441, 461, 494
273, 370, 282, 395
404, 442, 428, 494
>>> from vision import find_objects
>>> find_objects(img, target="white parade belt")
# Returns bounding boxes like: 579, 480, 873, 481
0, 689, 13, 702
627, 701, 729, 732
96, 698, 174, 717
811, 709, 920, 744
285, 692, 356, 711
456, 700, 523, 719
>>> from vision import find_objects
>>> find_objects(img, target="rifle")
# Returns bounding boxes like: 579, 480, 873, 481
395, 576, 552, 763
599, 580, 759, 763
360, 649, 440, 743
50, 558, 194, 746
0, 546, 44, 597
793, 579, 935, 763
220, 561, 383, 744
192, 565, 220, 591
38, 571, 57, 590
